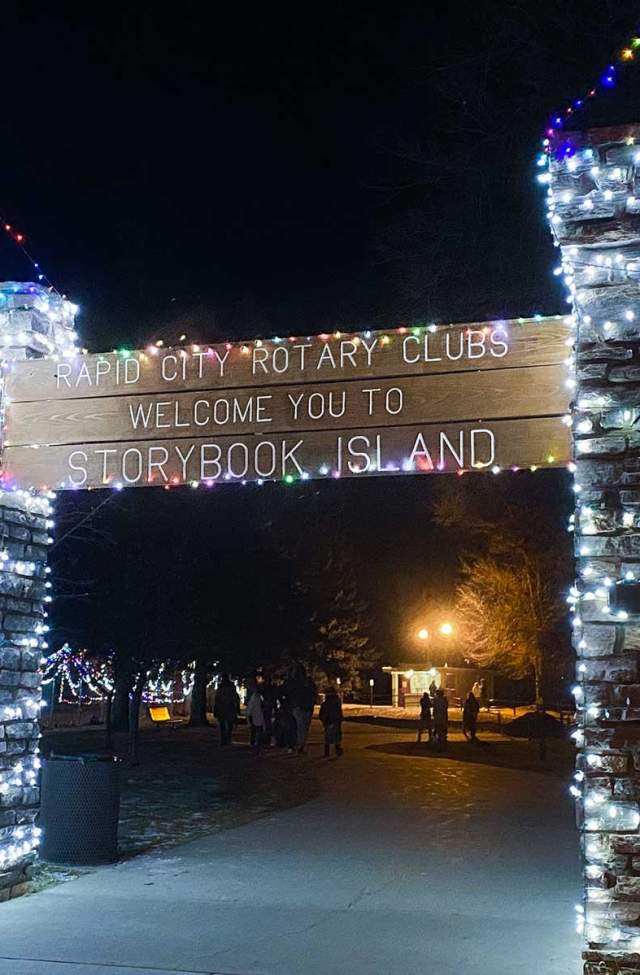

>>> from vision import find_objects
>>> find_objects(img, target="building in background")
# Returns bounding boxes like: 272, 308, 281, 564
383, 663, 495, 708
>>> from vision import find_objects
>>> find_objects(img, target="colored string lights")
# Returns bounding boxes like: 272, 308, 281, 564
542, 29, 640, 158
1, 315, 573, 495
0, 215, 59, 294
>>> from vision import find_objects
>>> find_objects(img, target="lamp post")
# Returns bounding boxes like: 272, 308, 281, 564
369, 678, 374, 707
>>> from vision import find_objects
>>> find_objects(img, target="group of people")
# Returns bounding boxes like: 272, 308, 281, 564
214, 669, 491, 756
416, 682, 486, 749
212, 665, 344, 757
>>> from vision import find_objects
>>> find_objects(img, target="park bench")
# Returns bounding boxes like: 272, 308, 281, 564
148, 705, 182, 729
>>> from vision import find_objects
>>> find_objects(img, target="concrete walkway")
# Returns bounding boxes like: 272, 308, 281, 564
0, 723, 580, 975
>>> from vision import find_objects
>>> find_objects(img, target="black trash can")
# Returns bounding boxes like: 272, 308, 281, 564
40, 754, 120, 865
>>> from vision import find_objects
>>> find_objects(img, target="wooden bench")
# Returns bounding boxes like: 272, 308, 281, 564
148, 705, 182, 728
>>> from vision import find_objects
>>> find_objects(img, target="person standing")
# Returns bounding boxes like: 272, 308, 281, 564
462, 691, 480, 741
319, 685, 343, 757
213, 674, 240, 746
416, 690, 432, 743
283, 664, 317, 754
260, 676, 277, 746
246, 683, 265, 752
432, 688, 449, 750
274, 694, 298, 752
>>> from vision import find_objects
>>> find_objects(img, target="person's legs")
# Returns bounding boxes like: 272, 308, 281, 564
293, 708, 303, 749
218, 720, 228, 745
293, 708, 311, 752
301, 709, 313, 751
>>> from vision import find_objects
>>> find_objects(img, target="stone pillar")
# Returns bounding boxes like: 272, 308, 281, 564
0, 282, 76, 899
548, 124, 640, 974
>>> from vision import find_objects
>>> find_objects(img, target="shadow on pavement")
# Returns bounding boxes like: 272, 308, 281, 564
367, 735, 573, 777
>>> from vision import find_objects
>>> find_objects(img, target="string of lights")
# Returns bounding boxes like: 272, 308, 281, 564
540, 25, 640, 956
0, 314, 573, 495
42, 645, 197, 705
543, 30, 640, 158
0, 214, 60, 295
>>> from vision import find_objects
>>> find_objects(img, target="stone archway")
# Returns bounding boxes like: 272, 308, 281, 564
2, 121, 640, 975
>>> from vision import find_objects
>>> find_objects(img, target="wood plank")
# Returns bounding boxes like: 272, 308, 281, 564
4, 363, 570, 448
2, 417, 571, 492
4, 316, 572, 403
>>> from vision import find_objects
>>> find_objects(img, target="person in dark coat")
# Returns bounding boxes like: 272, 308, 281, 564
213, 674, 240, 746
282, 664, 317, 754
462, 691, 480, 741
260, 676, 277, 746
416, 691, 432, 743
319, 686, 343, 757
274, 694, 298, 751
432, 688, 449, 750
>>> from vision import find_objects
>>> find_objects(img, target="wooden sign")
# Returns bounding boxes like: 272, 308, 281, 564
1, 316, 573, 490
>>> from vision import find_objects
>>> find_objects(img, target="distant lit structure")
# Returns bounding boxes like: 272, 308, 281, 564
383, 662, 494, 708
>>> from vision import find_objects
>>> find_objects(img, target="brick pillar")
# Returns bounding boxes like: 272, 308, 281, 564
0, 282, 76, 899
548, 124, 640, 974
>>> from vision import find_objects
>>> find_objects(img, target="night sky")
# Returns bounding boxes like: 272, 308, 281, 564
3, 4, 639, 671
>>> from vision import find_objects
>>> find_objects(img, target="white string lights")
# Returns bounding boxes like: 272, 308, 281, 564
41, 646, 197, 706
542, 57, 640, 962
0, 282, 71, 897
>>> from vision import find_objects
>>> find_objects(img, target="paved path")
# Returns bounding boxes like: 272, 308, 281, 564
0, 723, 580, 975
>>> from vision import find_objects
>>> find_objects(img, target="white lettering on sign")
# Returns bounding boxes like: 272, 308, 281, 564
61, 426, 501, 488
56, 357, 141, 389
2, 317, 573, 492
401, 328, 508, 365
45, 325, 515, 398
127, 395, 274, 431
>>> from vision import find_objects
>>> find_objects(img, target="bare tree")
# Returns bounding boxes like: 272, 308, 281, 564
457, 555, 562, 706
433, 472, 572, 705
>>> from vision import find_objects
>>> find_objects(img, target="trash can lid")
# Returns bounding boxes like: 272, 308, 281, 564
47, 752, 117, 763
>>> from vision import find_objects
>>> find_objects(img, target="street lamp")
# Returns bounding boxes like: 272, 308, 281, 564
417, 627, 429, 641
369, 677, 374, 707
439, 622, 454, 636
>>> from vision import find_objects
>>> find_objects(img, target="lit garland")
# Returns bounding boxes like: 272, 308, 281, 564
42, 645, 197, 705
540, 26, 640, 956
542, 29, 640, 158
42, 644, 113, 704
0, 284, 75, 882
2, 315, 575, 495
0, 215, 59, 293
